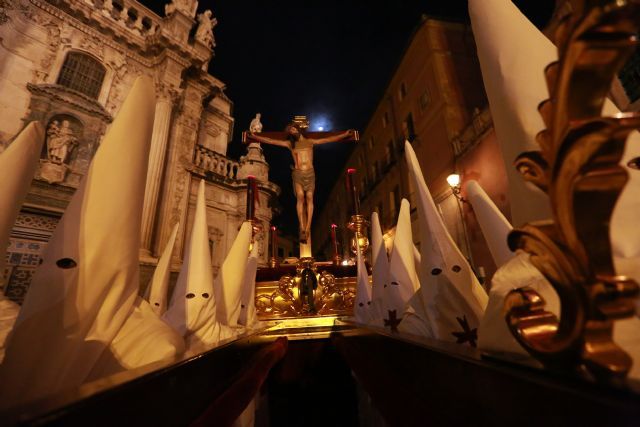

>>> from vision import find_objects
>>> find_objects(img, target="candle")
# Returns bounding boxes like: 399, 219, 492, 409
271, 225, 278, 260
331, 224, 339, 259
346, 168, 360, 215
246, 175, 256, 220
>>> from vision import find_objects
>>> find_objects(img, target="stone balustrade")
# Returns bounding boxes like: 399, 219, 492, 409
451, 107, 493, 157
194, 145, 239, 180
83, 0, 161, 37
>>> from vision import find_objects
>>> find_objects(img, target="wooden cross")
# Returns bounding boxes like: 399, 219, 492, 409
242, 114, 359, 144
242, 115, 359, 258
242, 131, 359, 145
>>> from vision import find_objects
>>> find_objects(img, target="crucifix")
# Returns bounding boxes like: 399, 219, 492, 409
243, 115, 359, 258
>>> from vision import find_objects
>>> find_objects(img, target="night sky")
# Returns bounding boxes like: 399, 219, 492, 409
144, 1, 556, 234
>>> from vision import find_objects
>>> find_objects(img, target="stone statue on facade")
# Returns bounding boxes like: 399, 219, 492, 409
39, 119, 78, 184
164, 0, 198, 18
46, 120, 77, 164
249, 113, 263, 134
195, 10, 217, 48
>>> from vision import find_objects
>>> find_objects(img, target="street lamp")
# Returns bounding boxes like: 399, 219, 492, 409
446, 173, 465, 202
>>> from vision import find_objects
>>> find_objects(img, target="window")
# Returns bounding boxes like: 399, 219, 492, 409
399, 82, 407, 101
57, 52, 106, 99
384, 144, 392, 167
382, 112, 389, 128
419, 90, 430, 111
402, 113, 415, 141
386, 140, 395, 165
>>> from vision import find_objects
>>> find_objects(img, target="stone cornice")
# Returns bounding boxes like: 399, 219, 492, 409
27, 83, 113, 121
36, 0, 209, 71
205, 104, 234, 125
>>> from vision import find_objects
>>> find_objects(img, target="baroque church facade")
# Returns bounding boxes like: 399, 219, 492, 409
0, 0, 279, 303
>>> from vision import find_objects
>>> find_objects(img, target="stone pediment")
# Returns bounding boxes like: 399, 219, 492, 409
27, 83, 112, 122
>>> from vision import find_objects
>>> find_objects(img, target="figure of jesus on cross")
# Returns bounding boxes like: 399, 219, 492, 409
244, 116, 357, 256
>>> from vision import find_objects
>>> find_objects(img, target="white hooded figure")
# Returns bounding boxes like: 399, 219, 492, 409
382, 199, 420, 331
163, 180, 238, 350
353, 235, 372, 324
214, 221, 253, 327
0, 122, 45, 363
368, 212, 389, 323
468, 0, 553, 227
404, 142, 487, 346
238, 243, 260, 328
0, 77, 163, 407
465, 180, 514, 268
145, 222, 180, 316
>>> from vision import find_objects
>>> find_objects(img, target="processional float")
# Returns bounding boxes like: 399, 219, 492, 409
242, 115, 364, 325
4, 0, 640, 425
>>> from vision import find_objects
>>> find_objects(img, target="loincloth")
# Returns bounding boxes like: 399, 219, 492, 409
292, 168, 315, 192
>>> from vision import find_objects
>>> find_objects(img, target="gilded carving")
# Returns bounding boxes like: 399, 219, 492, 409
504, 0, 640, 380
255, 269, 355, 319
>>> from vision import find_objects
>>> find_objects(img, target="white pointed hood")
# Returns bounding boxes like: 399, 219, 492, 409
465, 180, 514, 267
163, 180, 235, 348
215, 221, 252, 327
146, 222, 179, 316
405, 141, 487, 346
354, 237, 372, 324
468, 0, 553, 226
0, 122, 44, 284
238, 243, 259, 328
0, 77, 156, 406
87, 297, 185, 381
386, 199, 420, 318
369, 212, 389, 322
0, 122, 43, 365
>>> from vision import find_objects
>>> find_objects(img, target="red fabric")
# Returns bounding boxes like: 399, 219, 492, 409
190, 337, 288, 427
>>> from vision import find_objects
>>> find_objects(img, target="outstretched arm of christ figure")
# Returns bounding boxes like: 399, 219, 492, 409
311, 129, 357, 145
246, 133, 291, 149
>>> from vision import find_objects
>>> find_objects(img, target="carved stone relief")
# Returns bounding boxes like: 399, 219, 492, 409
25, 84, 111, 189
79, 36, 105, 60
39, 115, 81, 184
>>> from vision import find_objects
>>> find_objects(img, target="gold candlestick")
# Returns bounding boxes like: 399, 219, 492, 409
347, 214, 369, 256
269, 225, 279, 268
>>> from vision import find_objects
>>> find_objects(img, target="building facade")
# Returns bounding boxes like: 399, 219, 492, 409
314, 8, 640, 286
313, 17, 490, 270
0, 0, 279, 302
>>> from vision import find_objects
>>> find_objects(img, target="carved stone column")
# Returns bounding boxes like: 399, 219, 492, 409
140, 84, 178, 257
154, 82, 206, 262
